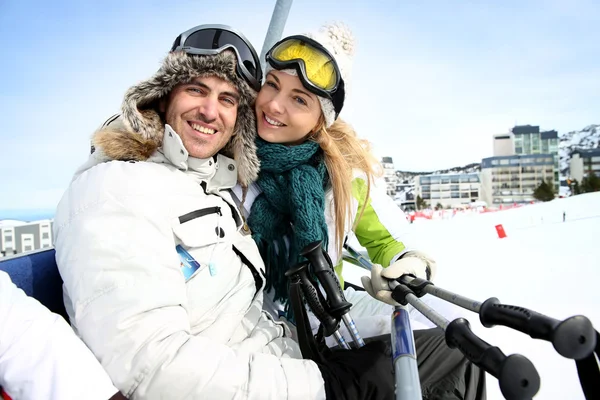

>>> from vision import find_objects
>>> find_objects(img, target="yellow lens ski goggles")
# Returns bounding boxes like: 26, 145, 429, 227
266, 35, 345, 117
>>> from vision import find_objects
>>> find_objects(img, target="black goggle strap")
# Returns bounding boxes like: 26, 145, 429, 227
172, 31, 261, 91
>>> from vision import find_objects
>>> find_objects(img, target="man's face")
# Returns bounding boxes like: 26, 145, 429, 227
163, 76, 239, 159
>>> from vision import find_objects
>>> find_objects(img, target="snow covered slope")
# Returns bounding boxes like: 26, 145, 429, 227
343, 192, 600, 399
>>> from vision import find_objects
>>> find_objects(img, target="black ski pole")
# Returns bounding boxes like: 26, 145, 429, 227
389, 280, 541, 400
301, 240, 365, 347
398, 276, 597, 361
285, 262, 350, 349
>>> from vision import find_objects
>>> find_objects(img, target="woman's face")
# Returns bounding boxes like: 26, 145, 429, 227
255, 70, 322, 145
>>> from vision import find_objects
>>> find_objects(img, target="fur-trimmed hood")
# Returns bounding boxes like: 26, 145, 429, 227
92, 50, 260, 186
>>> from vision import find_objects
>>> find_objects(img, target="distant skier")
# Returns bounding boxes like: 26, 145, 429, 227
563, 211, 566, 222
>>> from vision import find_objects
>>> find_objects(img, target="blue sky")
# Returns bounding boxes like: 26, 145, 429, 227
0, 0, 598, 213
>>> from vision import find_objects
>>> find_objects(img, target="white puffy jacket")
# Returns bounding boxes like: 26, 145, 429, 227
53, 127, 325, 400
0, 271, 118, 400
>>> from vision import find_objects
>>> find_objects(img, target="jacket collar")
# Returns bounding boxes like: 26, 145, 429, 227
150, 124, 238, 191
87, 122, 238, 192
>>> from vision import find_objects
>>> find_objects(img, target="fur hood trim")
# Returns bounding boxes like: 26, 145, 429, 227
92, 50, 260, 186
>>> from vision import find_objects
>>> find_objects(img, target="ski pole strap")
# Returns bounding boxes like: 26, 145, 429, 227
575, 330, 600, 400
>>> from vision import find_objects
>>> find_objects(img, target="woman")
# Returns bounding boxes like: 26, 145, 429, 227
232, 22, 446, 334
233, 23, 485, 399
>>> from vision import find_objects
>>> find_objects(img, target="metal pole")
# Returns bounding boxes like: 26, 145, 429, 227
343, 244, 422, 399
392, 306, 423, 400
401, 276, 483, 313
390, 281, 450, 330
259, 0, 294, 71
333, 331, 351, 350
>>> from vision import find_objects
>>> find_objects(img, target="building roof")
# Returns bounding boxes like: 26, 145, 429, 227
481, 153, 555, 168
0, 220, 28, 228
0, 219, 52, 228
540, 130, 558, 139
511, 125, 540, 135
572, 148, 600, 157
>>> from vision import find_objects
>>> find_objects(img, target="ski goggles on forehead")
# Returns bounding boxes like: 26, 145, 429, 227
171, 24, 262, 92
266, 35, 345, 116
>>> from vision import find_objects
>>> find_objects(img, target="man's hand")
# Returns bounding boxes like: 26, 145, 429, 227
361, 251, 437, 306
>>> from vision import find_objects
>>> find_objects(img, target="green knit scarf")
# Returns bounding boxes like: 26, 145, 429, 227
248, 137, 329, 313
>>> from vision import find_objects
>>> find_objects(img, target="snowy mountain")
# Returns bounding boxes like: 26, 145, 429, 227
394, 124, 599, 182
558, 124, 600, 176
394, 162, 481, 184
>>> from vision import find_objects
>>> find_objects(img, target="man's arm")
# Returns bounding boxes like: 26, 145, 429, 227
0, 271, 120, 400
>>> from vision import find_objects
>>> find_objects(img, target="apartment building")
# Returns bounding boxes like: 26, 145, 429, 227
0, 220, 53, 258
414, 173, 481, 208
569, 148, 600, 182
479, 154, 555, 206
511, 125, 559, 192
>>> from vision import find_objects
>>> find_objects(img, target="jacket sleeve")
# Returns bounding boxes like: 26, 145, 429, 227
0, 271, 118, 400
351, 176, 411, 267
53, 172, 324, 400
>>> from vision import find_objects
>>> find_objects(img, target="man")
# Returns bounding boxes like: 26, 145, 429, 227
53, 25, 393, 400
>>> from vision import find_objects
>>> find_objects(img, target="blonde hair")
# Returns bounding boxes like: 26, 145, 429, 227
310, 116, 382, 255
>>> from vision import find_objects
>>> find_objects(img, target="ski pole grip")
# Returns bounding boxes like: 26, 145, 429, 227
301, 241, 352, 318
446, 318, 540, 400
285, 262, 339, 337
479, 298, 596, 360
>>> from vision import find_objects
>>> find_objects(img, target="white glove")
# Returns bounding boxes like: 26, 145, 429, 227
360, 251, 437, 306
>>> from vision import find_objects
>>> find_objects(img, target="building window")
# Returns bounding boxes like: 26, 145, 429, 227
21, 234, 35, 253
422, 193, 430, 200
470, 191, 478, 198
420, 176, 431, 184
441, 177, 450, 184
460, 192, 469, 198
451, 176, 459, 184
421, 186, 430, 192
42, 232, 50, 239
451, 192, 460, 198
430, 176, 440, 184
